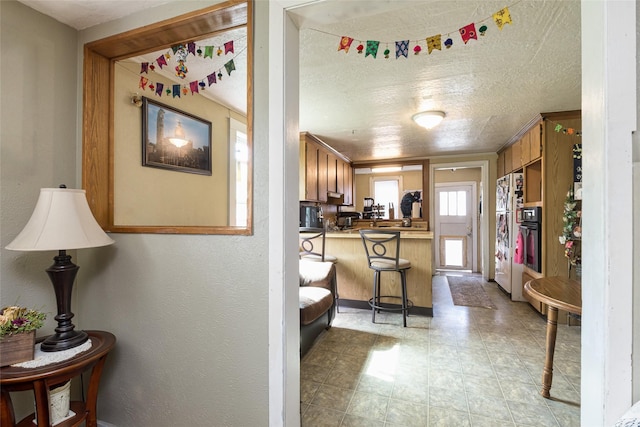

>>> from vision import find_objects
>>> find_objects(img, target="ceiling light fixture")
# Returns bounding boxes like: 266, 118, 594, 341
412, 111, 445, 129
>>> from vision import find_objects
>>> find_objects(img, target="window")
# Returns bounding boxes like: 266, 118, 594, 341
439, 190, 466, 216
229, 118, 248, 226
371, 177, 402, 219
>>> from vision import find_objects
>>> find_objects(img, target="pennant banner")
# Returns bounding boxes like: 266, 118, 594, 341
135, 44, 247, 99
395, 40, 409, 59
365, 40, 380, 58
328, 4, 516, 60
426, 35, 441, 54
224, 59, 236, 75
459, 23, 477, 44
338, 36, 354, 52
493, 7, 512, 30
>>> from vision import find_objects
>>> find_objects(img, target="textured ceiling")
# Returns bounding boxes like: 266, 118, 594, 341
18, 0, 582, 163
292, 0, 581, 162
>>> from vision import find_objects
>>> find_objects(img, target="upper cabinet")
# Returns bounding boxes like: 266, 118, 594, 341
300, 132, 353, 205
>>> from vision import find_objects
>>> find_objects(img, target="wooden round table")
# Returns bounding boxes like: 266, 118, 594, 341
0, 330, 115, 427
524, 277, 581, 398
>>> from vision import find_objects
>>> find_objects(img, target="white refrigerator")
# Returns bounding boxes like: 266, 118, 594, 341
495, 173, 525, 300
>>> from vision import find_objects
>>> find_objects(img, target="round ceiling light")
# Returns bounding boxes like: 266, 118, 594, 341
412, 111, 445, 129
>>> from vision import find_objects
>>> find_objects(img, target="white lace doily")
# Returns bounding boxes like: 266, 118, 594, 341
13, 339, 93, 368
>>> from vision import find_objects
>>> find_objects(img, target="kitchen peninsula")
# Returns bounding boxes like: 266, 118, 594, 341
325, 226, 434, 315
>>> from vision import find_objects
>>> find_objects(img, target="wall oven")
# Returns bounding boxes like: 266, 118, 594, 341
519, 207, 542, 273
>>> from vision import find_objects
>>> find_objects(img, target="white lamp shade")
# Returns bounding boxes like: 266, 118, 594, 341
412, 111, 445, 129
6, 188, 114, 251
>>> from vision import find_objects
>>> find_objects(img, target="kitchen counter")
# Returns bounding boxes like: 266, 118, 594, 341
325, 229, 433, 314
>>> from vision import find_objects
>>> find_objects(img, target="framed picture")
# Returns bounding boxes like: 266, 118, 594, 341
142, 97, 212, 175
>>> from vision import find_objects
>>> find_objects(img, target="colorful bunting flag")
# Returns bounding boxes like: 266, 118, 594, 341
326, 3, 519, 60
365, 41, 380, 58
173, 84, 181, 98
207, 72, 217, 86
204, 46, 214, 59
338, 36, 354, 52
493, 7, 512, 30
459, 23, 477, 44
140, 63, 149, 74
139, 76, 148, 89
395, 40, 409, 59
155, 82, 164, 96
224, 41, 234, 54
189, 81, 199, 94
225, 59, 236, 75
188, 42, 196, 56
156, 55, 167, 69
426, 35, 442, 54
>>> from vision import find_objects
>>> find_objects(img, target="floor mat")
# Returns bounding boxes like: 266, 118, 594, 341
447, 275, 497, 309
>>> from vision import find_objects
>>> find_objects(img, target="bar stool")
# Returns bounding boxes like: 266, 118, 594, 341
299, 227, 340, 311
359, 230, 412, 326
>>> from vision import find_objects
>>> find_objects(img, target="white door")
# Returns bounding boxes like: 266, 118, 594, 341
435, 183, 477, 271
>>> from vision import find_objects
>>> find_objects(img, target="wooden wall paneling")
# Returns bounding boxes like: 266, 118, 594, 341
82, 49, 112, 227
542, 115, 581, 278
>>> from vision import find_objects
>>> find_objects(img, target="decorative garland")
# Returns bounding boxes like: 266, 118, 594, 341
318, 2, 520, 60
137, 40, 246, 98
559, 187, 581, 266
547, 119, 582, 137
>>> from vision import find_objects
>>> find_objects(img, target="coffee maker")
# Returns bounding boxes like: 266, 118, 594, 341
300, 206, 323, 228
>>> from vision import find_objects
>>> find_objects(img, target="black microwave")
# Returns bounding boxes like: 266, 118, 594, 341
521, 207, 542, 223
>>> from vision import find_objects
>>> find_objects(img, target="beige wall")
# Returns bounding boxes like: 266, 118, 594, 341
114, 61, 245, 226
354, 170, 422, 216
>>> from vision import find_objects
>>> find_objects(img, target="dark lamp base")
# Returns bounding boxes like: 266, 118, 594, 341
42, 250, 89, 352
40, 330, 89, 352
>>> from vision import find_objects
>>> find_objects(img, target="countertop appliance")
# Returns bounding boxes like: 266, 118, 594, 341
300, 205, 322, 228
337, 211, 360, 229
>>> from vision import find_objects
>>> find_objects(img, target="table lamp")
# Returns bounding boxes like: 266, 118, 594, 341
5, 186, 114, 352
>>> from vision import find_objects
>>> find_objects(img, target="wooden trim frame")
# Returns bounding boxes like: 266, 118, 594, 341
82, 0, 253, 235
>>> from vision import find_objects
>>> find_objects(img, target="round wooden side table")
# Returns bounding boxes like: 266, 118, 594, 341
0, 330, 115, 427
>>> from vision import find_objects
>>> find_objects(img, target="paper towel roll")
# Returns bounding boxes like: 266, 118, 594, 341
412, 202, 421, 218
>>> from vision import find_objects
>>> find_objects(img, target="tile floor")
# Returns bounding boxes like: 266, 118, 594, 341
300, 272, 581, 426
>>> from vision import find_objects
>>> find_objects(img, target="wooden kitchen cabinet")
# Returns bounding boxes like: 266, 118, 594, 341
327, 153, 337, 193
529, 122, 543, 162
304, 138, 318, 201
524, 159, 542, 204
503, 145, 513, 174
497, 150, 506, 177
343, 162, 353, 205
300, 132, 353, 204
317, 147, 328, 202
511, 139, 522, 171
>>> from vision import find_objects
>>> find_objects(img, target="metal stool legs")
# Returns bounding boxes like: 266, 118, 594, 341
370, 269, 410, 327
